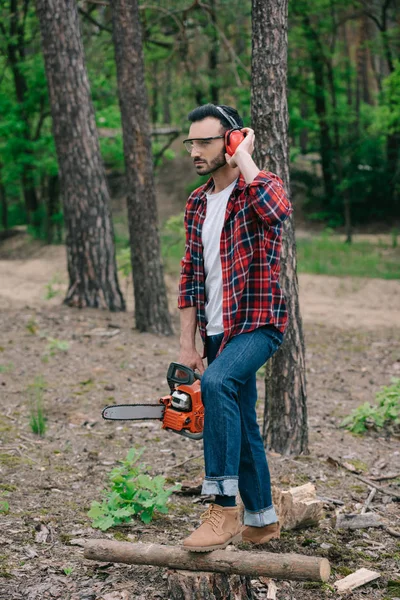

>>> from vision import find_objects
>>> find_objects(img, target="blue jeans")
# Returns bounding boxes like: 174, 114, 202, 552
201, 326, 283, 526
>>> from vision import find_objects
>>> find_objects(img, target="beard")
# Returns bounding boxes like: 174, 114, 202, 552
194, 148, 226, 175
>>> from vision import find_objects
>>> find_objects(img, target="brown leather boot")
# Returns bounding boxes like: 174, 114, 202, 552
241, 521, 280, 545
182, 504, 242, 552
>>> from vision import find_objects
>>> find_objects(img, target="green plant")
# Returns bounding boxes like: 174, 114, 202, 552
0, 363, 14, 373
44, 280, 61, 300
0, 499, 9, 514
341, 377, 400, 434
45, 338, 69, 355
26, 319, 38, 335
88, 447, 180, 531
62, 566, 74, 576
28, 376, 47, 437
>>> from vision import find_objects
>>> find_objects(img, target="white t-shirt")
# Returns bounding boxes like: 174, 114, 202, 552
202, 179, 237, 335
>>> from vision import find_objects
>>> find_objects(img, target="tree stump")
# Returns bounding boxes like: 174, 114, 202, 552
272, 482, 324, 530
167, 570, 253, 600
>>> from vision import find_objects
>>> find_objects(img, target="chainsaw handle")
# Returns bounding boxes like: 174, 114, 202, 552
167, 362, 201, 391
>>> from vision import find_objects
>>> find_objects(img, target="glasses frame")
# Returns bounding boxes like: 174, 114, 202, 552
182, 135, 225, 152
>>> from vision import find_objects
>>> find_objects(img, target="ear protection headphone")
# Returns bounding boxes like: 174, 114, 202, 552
215, 106, 245, 156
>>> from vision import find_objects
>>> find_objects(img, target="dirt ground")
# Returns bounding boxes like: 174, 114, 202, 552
0, 237, 399, 600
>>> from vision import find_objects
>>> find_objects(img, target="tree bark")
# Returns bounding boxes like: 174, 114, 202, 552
208, 0, 219, 105
167, 571, 253, 600
251, 0, 308, 455
110, 0, 173, 335
83, 540, 331, 582
36, 0, 125, 311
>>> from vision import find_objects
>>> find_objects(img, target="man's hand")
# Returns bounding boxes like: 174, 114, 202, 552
178, 347, 205, 374
225, 127, 255, 168
225, 127, 259, 184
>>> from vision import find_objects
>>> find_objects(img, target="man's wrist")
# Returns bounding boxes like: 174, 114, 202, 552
234, 150, 260, 183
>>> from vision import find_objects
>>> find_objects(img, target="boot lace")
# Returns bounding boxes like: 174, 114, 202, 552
200, 504, 224, 531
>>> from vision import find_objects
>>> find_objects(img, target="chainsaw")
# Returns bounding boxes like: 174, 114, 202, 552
102, 362, 203, 440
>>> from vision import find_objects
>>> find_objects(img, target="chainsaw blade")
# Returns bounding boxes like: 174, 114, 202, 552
102, 404, 165, 421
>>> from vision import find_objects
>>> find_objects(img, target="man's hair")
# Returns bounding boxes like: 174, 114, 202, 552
187, 103, 244, 130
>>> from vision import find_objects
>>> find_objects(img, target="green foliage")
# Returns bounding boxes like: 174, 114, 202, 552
161, 213, 185, 275
297, 233, 400, 279
116, 247, 132, 279
44, 275, 63, 300
28, 376, 47, 437
0, 499, 9, 514
88, 447, 180, 530
341, 378, 400, 434
1, 0, 399, 239
45, 338, 69, 355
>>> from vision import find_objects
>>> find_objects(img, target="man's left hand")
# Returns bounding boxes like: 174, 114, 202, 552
225, 127, 255, 168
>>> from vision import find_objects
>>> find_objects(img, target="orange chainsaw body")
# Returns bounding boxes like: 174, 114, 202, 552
159, 379, 204, 438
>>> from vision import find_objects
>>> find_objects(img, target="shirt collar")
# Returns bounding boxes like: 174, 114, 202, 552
198, 173, 246, 201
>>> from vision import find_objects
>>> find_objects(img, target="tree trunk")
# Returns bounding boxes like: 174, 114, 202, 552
303, 15, 335, 202
251, 0, 308, 455
167, 571, 253, 600
8, 0, 39, 222
46, 173, 60, 244
208, 0, 219, 105
162, 62, 172, 124
36, 0, 125, 311
0, 173, 7, 231
110, 0, 173, 335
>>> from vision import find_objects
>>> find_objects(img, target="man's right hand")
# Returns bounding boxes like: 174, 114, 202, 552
178, 347, 205, 375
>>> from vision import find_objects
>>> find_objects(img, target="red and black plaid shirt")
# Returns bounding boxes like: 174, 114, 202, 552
178, 171, 293, 356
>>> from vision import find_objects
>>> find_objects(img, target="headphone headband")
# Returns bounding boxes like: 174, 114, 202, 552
215, 106, 240, 130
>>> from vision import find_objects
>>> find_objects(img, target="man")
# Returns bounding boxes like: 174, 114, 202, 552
178, 104, 292, 552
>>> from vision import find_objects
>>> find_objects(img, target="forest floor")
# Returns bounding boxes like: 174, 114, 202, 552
0, 235, 400, 600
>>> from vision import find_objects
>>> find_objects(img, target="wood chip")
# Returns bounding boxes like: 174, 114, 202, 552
84, 328, 120, 338
334, 567, 380, 592
336, 512, 383, 530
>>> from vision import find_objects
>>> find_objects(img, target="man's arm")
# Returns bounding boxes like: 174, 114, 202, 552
178, 306, 204, 373
177, 204, 205, 373
226, 128, 292, 226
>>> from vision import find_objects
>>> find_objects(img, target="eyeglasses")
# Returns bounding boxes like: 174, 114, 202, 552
183, 136, 224, 153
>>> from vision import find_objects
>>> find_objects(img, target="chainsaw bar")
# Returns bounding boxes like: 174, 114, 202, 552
102, 404, 165, 421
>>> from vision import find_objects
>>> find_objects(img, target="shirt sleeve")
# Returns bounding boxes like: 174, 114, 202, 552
178, 205, 196, 309
245, 171, 293, 226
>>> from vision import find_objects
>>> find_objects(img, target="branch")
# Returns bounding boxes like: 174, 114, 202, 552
153, 131, 180, 167
33, 107, 51, 141
78, 7, 112, 33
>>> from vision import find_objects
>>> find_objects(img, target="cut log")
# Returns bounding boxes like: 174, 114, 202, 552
334, 568, 380, 592
335, 513, 384, 530
272, 483, 324, 530
83, 540, 331, 582
167, 570, 254, 600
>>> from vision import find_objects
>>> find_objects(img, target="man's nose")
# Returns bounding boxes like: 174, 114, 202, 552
191, 146, 201, 158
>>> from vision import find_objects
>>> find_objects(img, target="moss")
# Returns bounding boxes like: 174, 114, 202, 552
387, 580, 400, 594
59, 533, 72, 544
346, 459, 368, 472
113, 531, 129, 542
0, 454, 24, 467
336, 566, 354, 576
351, 484, 367, 493
0, 484, 17, 492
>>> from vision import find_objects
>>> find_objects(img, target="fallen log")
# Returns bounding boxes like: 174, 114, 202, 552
83, 540, 331, 582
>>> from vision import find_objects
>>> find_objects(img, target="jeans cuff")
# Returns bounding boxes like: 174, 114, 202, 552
244, 505, 278, 526
202, 476, 239, 496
